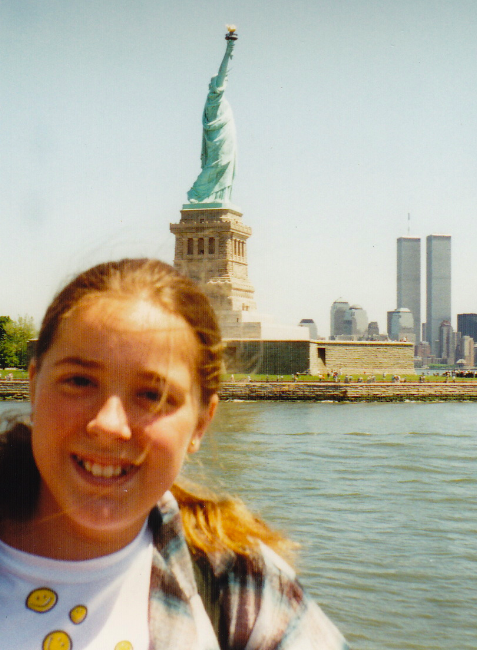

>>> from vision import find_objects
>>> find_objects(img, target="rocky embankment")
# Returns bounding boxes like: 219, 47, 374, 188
0, 380, 30, 400
218, 381, 477, 402
4, 380, 477, 403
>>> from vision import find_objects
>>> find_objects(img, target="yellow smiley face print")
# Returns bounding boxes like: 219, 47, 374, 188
69, 604, 87, 624
26, 588, 58, 613
114, 642, 133, 650
42, 630, 72, 650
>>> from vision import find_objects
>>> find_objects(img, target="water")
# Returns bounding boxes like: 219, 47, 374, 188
186, 401, 477, 650
3, 401, 476, 648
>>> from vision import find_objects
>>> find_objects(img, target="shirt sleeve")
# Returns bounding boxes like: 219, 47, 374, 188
244, 545, 350, 650
220, 543, 350, 650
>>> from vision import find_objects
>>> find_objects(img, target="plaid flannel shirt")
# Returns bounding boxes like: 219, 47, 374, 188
147, 492, 350, 650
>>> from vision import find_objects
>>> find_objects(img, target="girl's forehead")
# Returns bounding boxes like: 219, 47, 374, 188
80, 296, 182, 329
57, 296, 198, 361
69, 296, 184, 329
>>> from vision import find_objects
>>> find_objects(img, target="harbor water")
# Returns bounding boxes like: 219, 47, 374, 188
187, 401, 476, 650
2, 401, 476, 649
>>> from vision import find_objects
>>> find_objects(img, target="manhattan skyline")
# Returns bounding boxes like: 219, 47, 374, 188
1, 1, 477, 336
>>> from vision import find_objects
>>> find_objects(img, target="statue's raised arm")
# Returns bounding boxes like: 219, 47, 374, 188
186, 28, 238, 206
215, 38, 235, 90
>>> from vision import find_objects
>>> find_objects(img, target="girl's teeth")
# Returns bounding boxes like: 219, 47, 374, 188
91, 463, 104, 477
79, 458, 125, 478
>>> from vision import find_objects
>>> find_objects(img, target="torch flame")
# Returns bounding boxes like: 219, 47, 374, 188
226, 24, 237, 33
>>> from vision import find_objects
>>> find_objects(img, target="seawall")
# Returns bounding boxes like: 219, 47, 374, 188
218, 381, 477, 402
4, 380, 477, 403
0, 380, 30, 400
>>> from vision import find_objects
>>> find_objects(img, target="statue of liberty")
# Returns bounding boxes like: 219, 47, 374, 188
187, 27, 238, 205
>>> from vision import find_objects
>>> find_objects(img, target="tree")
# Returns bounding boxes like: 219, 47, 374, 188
0, 316, 13, 368
0, 315, 37, 369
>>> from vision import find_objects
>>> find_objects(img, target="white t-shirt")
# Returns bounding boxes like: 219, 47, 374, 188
0, 524, 153, 650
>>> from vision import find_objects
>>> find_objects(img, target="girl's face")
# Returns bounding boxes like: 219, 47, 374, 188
29, 297, 217, 556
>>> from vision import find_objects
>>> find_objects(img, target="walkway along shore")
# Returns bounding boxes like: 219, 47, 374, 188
3, 380, 477, 402
218, 381, 477, 402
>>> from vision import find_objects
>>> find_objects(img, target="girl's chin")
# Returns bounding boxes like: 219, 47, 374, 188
61, 507, 148, 550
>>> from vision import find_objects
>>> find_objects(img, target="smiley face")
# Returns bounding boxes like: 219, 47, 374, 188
69, 604, 87, 624
42, 630, 72, 650
26, 588, 58, 613
114, 642, 133, 650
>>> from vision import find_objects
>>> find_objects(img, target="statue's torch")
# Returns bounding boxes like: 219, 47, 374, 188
225, 24, 238, 40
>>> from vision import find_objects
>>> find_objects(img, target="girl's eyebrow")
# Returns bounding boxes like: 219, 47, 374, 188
54, 359, 180, 388
137, 371, 167, 383
53, 356, 102, 369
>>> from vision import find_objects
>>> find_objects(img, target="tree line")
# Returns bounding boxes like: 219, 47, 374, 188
0, 316, 37, 369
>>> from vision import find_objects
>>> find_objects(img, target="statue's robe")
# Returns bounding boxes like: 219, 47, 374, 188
187, 76, 236, 204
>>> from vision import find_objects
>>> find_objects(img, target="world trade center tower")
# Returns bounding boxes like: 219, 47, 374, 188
397, 237, 421, 344
426, 234, 451, 356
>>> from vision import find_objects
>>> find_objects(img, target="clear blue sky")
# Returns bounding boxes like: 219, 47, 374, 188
1, 0, 477, 336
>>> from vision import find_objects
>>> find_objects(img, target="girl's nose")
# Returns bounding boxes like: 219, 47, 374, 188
86, 395, 132, 440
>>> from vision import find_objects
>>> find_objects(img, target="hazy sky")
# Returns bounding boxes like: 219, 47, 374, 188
1, 0, 477, 336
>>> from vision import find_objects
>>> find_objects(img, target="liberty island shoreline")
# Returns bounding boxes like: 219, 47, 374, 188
5, 379, 477, 402
219, 380, 477, 401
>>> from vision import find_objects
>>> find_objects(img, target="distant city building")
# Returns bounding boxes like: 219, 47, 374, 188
387, 308, 415, 342
330, 299, 350, 338
367, 321, 380, 339
421, 322, 427, 343
426, 234, 451, 356
343, 305, 368, 339
397, 237, 421, 343
457, 313, 477, 341
299, 319, 319, 340
438, 320, 454, 364
416, 340, 432, 366
460, 335, 475, 367
453, 330, 462, 366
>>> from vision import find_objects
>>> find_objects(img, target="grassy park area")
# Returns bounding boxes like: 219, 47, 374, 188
222, 372, 476, 383
0, 369, 29, 380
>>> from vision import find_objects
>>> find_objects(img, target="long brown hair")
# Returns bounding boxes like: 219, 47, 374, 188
3, 259, 295, 560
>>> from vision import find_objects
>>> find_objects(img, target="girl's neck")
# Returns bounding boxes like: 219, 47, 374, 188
0, 514, 141, 561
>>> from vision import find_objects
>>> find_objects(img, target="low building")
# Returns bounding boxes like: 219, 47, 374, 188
223, 339, 414, 375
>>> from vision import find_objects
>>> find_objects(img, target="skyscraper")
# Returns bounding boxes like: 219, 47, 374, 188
387, 308, 415, 342
343, 305, 368, 339
457, 313, 477, 341
426, 234, 451, 355
330, 299, 350, 338
397, 237, 421, 343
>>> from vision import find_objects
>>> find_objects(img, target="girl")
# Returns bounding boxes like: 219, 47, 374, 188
0, 258, 349, 649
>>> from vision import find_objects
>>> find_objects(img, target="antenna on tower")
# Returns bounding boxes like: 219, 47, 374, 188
407, 213, 410, 235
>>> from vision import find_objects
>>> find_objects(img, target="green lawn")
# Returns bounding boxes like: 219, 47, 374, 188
0, 369, 29, 379
221, 373, 474, 383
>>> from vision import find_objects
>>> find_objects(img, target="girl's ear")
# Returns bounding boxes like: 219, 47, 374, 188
188, 394, 218, 453
28, 359, 37, 406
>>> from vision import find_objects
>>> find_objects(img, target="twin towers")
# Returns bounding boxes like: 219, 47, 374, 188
397, 234, 451, 356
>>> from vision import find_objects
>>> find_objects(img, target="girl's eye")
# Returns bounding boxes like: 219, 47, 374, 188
142, 390, 161, 402
66, 375, 93, 388
138, 389, 179, 412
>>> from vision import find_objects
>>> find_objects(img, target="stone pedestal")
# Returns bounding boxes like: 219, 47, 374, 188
170, 205, 256, 316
